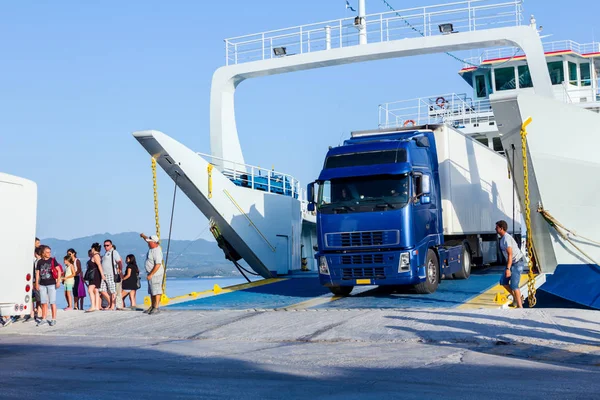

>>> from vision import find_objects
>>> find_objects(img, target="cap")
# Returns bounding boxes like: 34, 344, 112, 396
145, 235, 160, 243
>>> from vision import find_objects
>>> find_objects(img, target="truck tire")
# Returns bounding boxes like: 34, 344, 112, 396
453, 241, 472, 279
329, 286, 353, 296
414, 249, 439, 294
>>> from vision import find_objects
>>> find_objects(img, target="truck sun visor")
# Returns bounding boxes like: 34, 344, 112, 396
325, 149, 407, 169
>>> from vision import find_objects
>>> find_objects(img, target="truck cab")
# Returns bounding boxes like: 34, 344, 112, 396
307, 129, 471, 296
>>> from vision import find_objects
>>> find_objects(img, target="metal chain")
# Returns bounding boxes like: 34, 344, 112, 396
520, 117, 537, 307
151, 157, 167, 295
151, 157, 161, 241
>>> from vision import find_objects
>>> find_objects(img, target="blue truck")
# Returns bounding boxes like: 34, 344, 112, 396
307, 126, 520, 295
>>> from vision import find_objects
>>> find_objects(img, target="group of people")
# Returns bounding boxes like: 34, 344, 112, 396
1, 232, 165, 328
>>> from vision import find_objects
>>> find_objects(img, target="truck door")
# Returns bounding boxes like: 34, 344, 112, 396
412, 172, 437, 244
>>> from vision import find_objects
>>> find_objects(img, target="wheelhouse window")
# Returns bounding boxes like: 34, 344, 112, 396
475, 75, 487, 98
580, 63, 591, 87
317, 174, 410, 213
568, 62, 578, 85
494, 67, 516, 91
547, 61, 564, 85
517, 65, 533, 88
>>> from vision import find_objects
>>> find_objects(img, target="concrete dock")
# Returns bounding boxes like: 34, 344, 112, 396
1, 306, 599, 399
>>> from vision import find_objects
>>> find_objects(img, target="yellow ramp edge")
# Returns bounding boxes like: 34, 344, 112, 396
143, 278, 287, 307
458, 275, 530, 310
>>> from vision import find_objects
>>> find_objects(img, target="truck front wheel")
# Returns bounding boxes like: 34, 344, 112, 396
414, 249, 439, 294
329, 286, 353, 296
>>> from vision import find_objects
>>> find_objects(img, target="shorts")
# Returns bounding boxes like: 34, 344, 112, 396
64, 282, 74, 292
100, 273, 116, 294
39, 285, 57, 305
499, 261, 524, 290
148, 274, 163, 296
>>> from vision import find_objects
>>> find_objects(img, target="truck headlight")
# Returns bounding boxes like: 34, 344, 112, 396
398, 252, 410, 272
319, 256, 330, 275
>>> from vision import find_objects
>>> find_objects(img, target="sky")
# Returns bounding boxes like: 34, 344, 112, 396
0, 0, 597, 241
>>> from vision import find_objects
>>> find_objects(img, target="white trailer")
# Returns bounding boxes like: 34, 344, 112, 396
432, 124, 522, 263
0, 173, 37, 316
433, 124, 522, 235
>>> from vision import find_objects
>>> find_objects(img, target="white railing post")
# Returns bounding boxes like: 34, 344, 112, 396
469, 2, 474, 32
251, 167, 255, 189
339, 19, 343, 48
386, 19, 389, 41
300, 26, 303, 54
234, 43, 238, 64
270, 38, 273, 59
325, 26, 331, 50
225, 40, 229, 66
268, 171, 271, 193
380, 14, 383, 42
307, 31, 311, 52
262, 33, 265, 60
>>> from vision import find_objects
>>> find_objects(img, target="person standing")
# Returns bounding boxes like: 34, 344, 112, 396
68, 249, 86, 310
121, 254, 140, 309
85, 245, 104, 312
29, 245, 43, 323
140, 234, 164, 315
496, 220, 525, 308
100, 240, 122, 310
61, 255, 76, 310
35, 246, 62, 326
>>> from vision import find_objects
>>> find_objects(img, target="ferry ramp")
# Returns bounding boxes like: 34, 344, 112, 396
165, 267, 557, 311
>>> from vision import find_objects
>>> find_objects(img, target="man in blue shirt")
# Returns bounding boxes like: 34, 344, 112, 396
496, 220, 525, 308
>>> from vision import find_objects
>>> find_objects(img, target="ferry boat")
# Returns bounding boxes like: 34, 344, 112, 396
133, 0, 600, 309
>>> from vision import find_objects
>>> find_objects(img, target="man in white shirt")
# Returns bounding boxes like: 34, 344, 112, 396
100, 240, 123, 310
140, 233, 164, 315
496, 220, 525, 308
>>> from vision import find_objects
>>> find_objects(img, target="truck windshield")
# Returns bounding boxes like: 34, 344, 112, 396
317, 174, 409, 213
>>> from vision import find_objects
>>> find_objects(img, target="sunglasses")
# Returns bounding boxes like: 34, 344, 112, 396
104, 244, 111, 247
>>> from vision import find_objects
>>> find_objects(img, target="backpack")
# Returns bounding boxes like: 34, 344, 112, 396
50, 258, 63, 280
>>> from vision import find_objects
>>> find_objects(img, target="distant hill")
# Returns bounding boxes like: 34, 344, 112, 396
40, 232, 241, 278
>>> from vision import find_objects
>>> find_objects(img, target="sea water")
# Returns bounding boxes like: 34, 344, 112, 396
53, 277, 252, 309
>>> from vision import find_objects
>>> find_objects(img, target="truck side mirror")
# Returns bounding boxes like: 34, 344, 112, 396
307, 203, 315, 212
307, 182, 316, 203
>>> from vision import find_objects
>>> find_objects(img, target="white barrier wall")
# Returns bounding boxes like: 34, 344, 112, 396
492, 92, 600, 273
133, 130, 302, 277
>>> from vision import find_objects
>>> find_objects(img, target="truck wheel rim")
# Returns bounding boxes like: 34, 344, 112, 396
427, 259, 437, 284
464, 249, 471, 274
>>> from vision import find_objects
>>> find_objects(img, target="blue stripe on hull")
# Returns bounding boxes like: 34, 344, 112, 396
540, 264, 600, 309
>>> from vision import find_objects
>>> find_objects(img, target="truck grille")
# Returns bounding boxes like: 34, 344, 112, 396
326, 230, 399, 248
342, 267, 386, 280
340, 254, 385, 265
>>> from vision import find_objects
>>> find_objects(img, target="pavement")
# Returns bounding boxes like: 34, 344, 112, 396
1, 307, 599, 399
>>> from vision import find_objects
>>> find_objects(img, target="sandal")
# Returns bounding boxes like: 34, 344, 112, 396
84, 308, 97, 313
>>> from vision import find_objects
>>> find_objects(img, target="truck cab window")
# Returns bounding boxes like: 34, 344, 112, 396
317, 174, 409, 213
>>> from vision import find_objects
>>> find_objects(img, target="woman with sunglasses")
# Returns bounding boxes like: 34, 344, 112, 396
67, 249, 86, 310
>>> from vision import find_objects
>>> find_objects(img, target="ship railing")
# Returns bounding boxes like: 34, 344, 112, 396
463, 40, 600, 67
558, 83, 600, 104
224, 0, 523, 65
197, 152, 304, 201
378, 92, 494, 128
